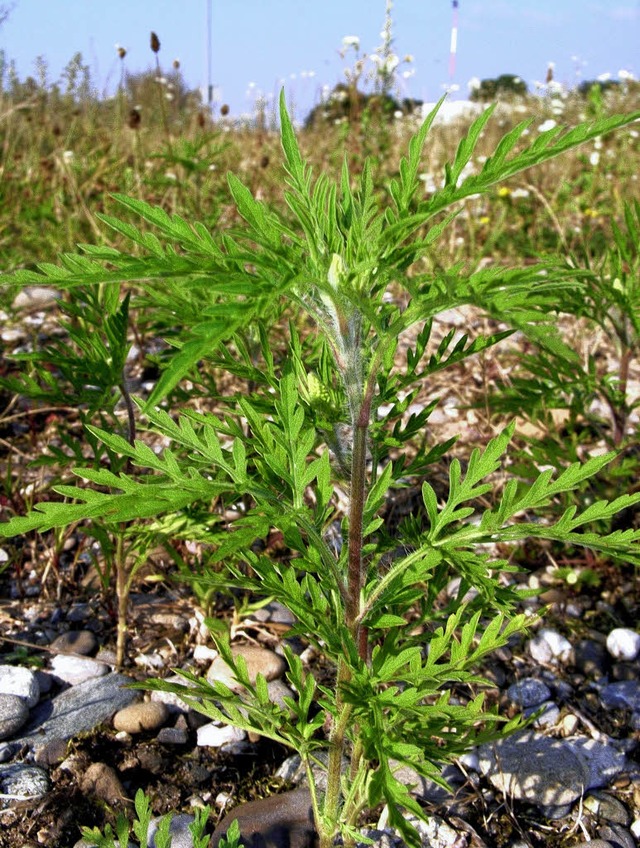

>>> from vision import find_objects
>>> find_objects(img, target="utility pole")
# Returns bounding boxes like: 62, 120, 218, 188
448, 0, 459, 84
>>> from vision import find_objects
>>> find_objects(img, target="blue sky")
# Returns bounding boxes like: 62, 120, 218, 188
1, 1, 638, 120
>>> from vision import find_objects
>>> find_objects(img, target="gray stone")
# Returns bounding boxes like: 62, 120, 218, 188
207, 645, 286, 692
478, 730, 590, 806
156, 726, 189, 745
12, 286, 60, 310
600, 680, 640, 712
598, 824, 636, 848
50, 629, 98, 656
403, 813, 463, 848
0, 664, 40, 707
524, 700, 560, 728
567, 737, 627, 788
148, 813, 197, 848
150, 674, 196, 714
0, 763, 49, 806
584, 791, 630, 825
507, 678, 551, 708
211, 789, 316, 848
0, 693, 29, 740
113, 701, 169, 734
17, 672, 138, 753
569, 841, 614, 848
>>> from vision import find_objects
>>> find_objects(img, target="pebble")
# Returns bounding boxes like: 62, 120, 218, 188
478, 730, 590, 806
207, 645, 286, 693
196, 722, 246, 748
0, 665, 40, 707
156, 725, 189, 745
50, 629, 98, 656
528, 629, 573, 664
524, 700, 560, 728
567, 736, 627, 787
584, 790, 630, 825
17, 672, 138, 754
148, 813, 198, 848
0, 763, 49, 806
570, 842, 615, 848
80, 761, 127, 804
606, 628, 640, 661
113, 701, 169, 734
507, 678, 551, 707
50, 654, 110, 685
0, 694, 29, 740
12, 286, 60, 310
600, 680, 640, 712
211, 788, 314, 848
598, 824, 636, 848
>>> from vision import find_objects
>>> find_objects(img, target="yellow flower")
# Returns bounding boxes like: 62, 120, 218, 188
498, 186, 511, 197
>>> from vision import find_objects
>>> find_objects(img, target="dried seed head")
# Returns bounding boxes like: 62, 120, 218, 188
260, 154, 269, 168
128, 107, 142, 129
197, 111, 206, 128
172, 58, 180, 69
220, 103, 230, 116
150, 32, 161, 53
117, 46, 127, 60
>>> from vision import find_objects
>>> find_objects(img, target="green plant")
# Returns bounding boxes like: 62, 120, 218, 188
2, 96, 640, 848
80, 789, 210, 848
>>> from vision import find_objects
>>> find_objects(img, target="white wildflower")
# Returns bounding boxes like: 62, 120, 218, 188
342, 35, 360, 50
538, 118, 557, 133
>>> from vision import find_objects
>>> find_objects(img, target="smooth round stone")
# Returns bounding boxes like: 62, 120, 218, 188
50, 630, 98, 656
478, 730, 590, 806
148, 814, 196, 848
524, 700, 560, 728
507, 678, 551, 708
113, 701, 169, 734
584, 791, 630, 825
80, 762, 127, 804
600, 680, 640, 712
0, 763, 49, 804
12, 286, 60, 310
606, 628, 640, 662
207, 645, 286, 693
196, 722, 246, 748
0, 664, 40, 707
50, 654, 109, 685
0, 694, 29, 741
528, 629, 573, 664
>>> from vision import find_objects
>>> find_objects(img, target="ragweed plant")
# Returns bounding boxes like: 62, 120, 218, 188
2, 96, 640, 848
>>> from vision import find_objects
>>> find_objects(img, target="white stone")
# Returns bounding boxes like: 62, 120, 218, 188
528, 628, 573, 664
0, 665, 40, 707
606, 627, 640, 661
196, 722, 246, 748
50, 655, 109, 685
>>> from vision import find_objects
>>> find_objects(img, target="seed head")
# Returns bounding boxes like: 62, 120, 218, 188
150, 32, 161, 53
172, 59, 180, 70
220, 103, 230, 116
117, 46, 127, 60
